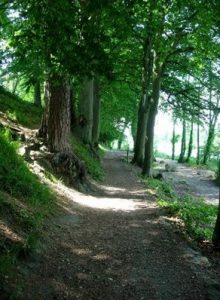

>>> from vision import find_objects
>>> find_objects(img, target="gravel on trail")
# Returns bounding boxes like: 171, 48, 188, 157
17, 151, 220, 300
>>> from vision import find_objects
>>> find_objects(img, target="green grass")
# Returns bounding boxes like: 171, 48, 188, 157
70, 135, 104, 181
185, 157, 219, 172
0, 129, 52, 204
0, 86, 42, 128
0, 129, 54, 295
154, 150, 171, 159
144, 178, 217, 241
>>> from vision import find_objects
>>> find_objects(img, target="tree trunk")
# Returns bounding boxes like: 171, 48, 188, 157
118, 139, 122, 150
47, 74, 71, 152
132, 35, 154, 167
142, 103, 156, 176
38, 80, 50, 139
196, 122, 200, 165
171, 119, 176, 160
12, 78, 19, 94
78, 78, 94, 145
117, 122, 127, 151
142, 64, 161, 176
202, 97, 219, 165
212, 159, 220, 249
202, 126, 215, 165
186, 120, 193, 162
131, 117, 137, 149
34, 80, 42, 107
70, 86, 77, 130
213, 207, 220, 249
91, 77, 101, 149
178, 118, 186, 163
132, 100, 148, 166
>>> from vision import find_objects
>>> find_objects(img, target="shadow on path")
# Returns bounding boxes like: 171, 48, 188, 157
16, 151, 220, 300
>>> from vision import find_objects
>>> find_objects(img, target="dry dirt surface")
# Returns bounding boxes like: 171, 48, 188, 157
160, 160, 219, 205
15, 151, 220, 300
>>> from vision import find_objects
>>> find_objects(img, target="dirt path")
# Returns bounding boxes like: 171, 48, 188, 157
17, 151, 220, 300
161, 160, 219, 205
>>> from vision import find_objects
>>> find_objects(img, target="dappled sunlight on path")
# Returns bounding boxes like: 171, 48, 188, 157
54, 182, 148, 211
53, 150, 156, 212
20, 151, 220, 300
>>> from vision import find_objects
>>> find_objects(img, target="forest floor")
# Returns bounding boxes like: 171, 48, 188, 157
14, 151, 220, 299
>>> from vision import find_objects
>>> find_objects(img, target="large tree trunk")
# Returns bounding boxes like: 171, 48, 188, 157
70, 86, 77, 130
186, 119, 193, 162
178, 117, 186, 163
132, 98, 149, 166
142, 64, 161, 176
142, 103, 156, 176
78, 78, 94, 145
132, 36, 154, 167
91, 77, 101, 149
38, 74, 87, 186
34, 80, 42, 107
47, 74, 71, 152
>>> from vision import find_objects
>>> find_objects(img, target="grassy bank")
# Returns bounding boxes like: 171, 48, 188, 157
71, 135, 105, 181
0, 86, 42, 128
0, 129, 54, 297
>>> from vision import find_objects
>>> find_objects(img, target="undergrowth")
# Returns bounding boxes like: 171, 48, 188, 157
144, 178, 217, 241
185, 157, 219, 173
0, 86, 42, 128
71, 135, 104, 181
0, 129, 53, 296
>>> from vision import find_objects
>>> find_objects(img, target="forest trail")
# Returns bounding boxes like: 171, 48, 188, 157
161, 161, 219, 205
18, 151, 220, 300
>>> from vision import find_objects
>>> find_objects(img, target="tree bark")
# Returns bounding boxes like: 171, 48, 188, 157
196, 122, 200, 165
171, 118, 176, 160
212, 159, 220, 249
70, 86, 77, 130
34, 80, 42, 107
132, 99, 148, 166
91, 77, 101, 149
47, 74, 71, 152
186, 119, 193, 162
202, 126, 215, 165
38, 80, 50, 139
131, 116, 137, 149
132, 36, 154, 167
178, 117, 186, 163
78, 78, 94, 145
142, 63, 161, 176
202, 103, 219, 165
212, 206, 220, 249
